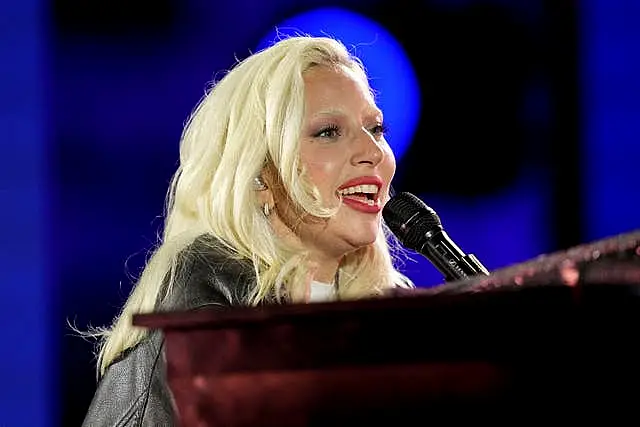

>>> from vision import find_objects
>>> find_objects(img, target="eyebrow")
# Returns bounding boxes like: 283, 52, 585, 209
311, 108, 384, 121
311, 108, 344, 119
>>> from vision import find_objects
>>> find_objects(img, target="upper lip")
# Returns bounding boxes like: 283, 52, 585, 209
337, 175, 384, 198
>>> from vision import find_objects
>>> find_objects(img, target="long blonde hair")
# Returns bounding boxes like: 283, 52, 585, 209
93, 35, 412, 376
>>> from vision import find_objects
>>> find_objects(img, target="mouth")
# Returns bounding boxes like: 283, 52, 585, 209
337, 183, 381, 207
335, 176, 385, 212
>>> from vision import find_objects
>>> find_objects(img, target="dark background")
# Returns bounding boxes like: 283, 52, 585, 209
1, 1, 639, 426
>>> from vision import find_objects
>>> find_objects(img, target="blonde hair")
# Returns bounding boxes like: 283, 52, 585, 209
93, 35, 412, 376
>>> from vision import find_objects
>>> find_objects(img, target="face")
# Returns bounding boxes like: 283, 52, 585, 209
282, 65, 396, 263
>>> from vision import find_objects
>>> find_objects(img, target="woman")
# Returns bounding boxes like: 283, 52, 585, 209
82, 35, 413, 426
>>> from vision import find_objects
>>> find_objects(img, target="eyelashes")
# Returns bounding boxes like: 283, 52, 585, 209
313, 123, 388, 139
370, 123, 389, 136
314, 124, 341, 139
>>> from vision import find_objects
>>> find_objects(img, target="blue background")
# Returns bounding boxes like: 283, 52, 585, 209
1, 0, 638, 425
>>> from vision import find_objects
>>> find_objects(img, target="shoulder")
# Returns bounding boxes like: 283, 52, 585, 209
160, 234, 256, 311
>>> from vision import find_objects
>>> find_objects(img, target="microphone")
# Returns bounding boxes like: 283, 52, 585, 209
382, 192, 490, 282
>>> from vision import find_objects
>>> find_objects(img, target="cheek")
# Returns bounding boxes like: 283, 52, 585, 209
305, 161, 340, 196
302, 152, 342, 190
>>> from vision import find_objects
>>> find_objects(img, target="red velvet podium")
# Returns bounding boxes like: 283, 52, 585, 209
134, 230, 640, 426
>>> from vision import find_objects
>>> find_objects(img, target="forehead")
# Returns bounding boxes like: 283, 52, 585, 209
302, 65, 376, 109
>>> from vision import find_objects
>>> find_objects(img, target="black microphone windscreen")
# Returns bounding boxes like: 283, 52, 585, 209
383, 192, 442, 250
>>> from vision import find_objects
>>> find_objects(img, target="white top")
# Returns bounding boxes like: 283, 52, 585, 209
308, 280, 337, 302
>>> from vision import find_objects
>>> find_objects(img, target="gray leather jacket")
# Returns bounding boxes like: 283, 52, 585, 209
82, 237, 255, 426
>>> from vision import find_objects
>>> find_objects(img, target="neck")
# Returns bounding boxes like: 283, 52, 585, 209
271, 223, 343, 284
309, 254, 341, 284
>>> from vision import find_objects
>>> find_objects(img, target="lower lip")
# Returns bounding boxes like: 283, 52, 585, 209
341, 196, 382, 214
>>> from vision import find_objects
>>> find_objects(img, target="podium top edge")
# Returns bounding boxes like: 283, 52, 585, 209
132, 282, 640, 330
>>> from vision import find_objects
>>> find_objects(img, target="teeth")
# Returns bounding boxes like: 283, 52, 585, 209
337, 184, 379, 196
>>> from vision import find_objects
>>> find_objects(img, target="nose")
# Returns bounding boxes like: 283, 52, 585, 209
351, 127, 384, 166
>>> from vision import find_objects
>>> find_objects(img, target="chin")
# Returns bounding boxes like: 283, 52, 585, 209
346, 231, 378, 250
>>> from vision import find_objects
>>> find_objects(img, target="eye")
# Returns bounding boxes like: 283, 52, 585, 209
369, 123, 388, 137
314, 125, 341, 139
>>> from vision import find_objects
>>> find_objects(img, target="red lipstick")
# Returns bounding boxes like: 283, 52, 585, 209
337, 175, 384, 214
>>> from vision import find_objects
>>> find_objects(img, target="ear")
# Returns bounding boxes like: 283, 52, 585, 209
254, 175, 273, 205
255, 166, 305, 246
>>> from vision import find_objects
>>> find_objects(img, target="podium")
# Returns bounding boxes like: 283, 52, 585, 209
134, 230, 640, 426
